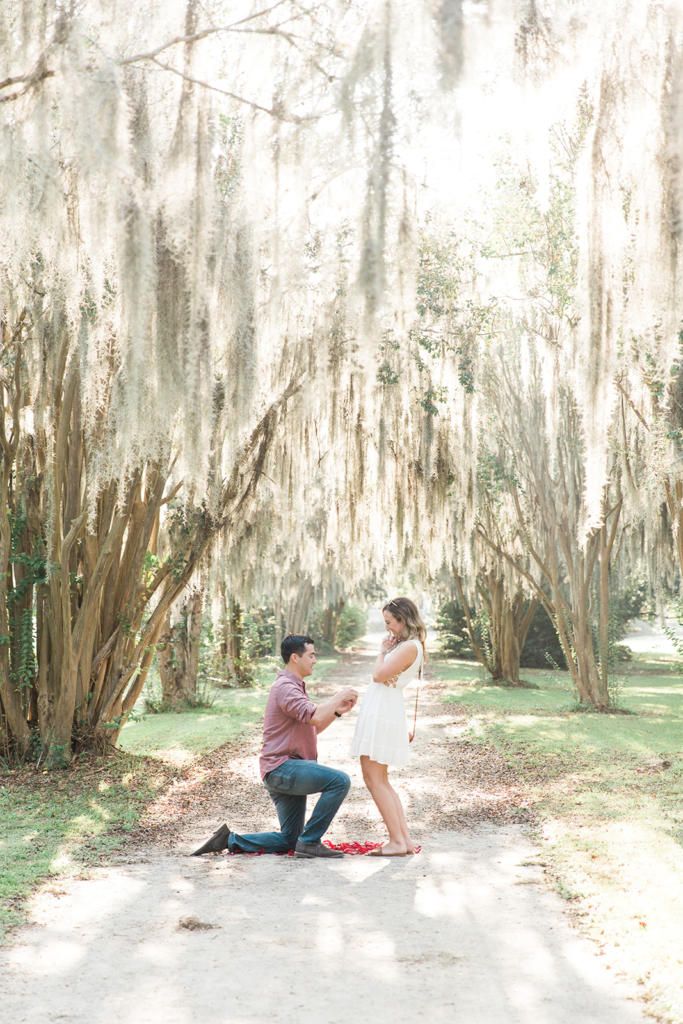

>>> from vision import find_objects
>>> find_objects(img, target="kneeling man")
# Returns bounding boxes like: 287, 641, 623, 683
192, 634, 358, 859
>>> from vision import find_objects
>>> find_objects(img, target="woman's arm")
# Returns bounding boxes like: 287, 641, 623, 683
372, 641, 418, 683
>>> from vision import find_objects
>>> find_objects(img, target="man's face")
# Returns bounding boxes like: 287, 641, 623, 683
293, 643, 317, 677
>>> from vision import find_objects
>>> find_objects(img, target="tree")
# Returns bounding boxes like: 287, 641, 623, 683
157, 587, 205, 708
1, 0, 463, 763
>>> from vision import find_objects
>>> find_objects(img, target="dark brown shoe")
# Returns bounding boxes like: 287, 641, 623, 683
191, 823, 230, 856
294, 840, 344, 859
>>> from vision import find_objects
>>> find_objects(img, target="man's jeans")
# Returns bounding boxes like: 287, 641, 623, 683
227, 759, 351, 854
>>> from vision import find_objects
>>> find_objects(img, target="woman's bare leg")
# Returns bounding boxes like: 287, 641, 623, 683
388, 787, 416, 852
360, 756, 407, 855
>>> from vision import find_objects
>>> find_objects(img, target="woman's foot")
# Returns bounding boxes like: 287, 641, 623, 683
367, 840, 407, 857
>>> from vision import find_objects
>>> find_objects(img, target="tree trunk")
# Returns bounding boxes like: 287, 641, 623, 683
286, 578, 314, 635
455, 573, 535, 685
158, 588, 204, 708
478, 486, 622, 710
320, 598, 345, 646
485, 584, 537, 685
273, 595, 283, 659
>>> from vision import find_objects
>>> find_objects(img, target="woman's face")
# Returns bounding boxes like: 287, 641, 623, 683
383, 610, 405, 637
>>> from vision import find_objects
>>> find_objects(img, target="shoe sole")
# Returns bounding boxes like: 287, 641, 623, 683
294, 851, 344, 859
191, 826, 230, 856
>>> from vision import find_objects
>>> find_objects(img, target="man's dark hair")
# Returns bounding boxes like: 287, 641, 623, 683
281, 634, 314, 664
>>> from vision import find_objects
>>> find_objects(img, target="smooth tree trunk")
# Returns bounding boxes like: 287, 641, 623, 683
484, 583, 537, 684
480, 366, 623, 711
220, 595, 255, 687
0, 312, 33, 759
454, 573, 536, 685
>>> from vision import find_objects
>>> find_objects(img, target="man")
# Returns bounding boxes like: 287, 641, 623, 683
192, 634, 358, 859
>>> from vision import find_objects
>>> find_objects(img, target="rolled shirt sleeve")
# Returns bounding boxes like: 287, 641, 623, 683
277, 680, 316, 723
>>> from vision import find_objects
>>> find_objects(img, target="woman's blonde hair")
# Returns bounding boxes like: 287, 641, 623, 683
383, 597, 427, 657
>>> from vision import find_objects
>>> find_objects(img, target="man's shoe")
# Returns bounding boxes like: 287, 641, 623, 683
294, 840, 344, 859
191, 823, 231, 856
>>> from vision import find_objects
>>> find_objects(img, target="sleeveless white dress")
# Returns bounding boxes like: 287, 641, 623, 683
350, 638, 424, 767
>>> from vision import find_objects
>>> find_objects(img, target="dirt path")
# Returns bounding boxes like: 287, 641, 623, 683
0, 653, 647, 1024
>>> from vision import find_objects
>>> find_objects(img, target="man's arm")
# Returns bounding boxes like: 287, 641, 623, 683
310, 687, 358, 733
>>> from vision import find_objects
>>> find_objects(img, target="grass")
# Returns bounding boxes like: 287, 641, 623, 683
0, 654, 340, 942
0, 752, 172, 940
434, 652, 683, 1024
438, 660, 683, 756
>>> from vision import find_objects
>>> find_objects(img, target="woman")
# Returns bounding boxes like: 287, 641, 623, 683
350, 597, 426, 856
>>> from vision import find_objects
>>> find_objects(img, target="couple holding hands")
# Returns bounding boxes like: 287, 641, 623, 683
192, 597, 426, 859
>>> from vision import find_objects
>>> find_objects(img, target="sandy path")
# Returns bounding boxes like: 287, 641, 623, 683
0, 651, 647, 1024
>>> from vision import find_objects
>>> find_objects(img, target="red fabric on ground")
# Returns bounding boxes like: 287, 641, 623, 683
324, 840, 422, 855
324, 840, 382, 855
228, 840, 421, 856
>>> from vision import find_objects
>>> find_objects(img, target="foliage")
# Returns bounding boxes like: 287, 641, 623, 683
241, 607, 279, 660
2, 0, 683, 758
0, 0, 441, 764
435, 599, 476, 659
334, 605, 367, 650
521, 605, 568, 670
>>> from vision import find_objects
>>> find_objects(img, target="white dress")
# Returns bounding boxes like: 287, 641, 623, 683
350, 638, 424, 767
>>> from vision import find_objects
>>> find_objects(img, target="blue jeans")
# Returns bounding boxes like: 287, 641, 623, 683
227, 759, 351, 854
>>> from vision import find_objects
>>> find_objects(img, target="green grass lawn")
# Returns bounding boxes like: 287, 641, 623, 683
438, 658, 683, 755
0, 654, 339, 942
0, 753, 171, 939
434, 653, 683, 1024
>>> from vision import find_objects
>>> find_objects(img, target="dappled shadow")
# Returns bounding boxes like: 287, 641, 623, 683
0, 828, 646, 1023
0, 650, 648, 1022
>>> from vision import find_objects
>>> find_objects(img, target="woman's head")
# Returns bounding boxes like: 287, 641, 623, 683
382, 597, 426, 646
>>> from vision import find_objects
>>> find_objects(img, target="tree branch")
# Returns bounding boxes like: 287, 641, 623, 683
146, 57, 314, 122
120, 2, 293, 65
0, 60, 55, 103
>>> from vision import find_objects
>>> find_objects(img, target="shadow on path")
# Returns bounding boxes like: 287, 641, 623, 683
0, 650, 647, 1024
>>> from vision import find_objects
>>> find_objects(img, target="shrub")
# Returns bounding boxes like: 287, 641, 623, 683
434, 600, 476, 659
335, 605, 367, 649
520, 605, 567, 669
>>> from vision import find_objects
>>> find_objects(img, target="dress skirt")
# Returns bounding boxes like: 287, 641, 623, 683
350, 682, 410, 767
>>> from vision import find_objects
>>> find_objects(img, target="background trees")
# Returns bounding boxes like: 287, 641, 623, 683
2, 0, 683, 763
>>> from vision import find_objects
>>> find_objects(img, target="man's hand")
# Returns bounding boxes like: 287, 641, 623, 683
311, 687, 357, 731
335, 687, 358, 716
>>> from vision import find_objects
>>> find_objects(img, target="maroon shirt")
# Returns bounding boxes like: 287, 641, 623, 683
259, 668, 318, 779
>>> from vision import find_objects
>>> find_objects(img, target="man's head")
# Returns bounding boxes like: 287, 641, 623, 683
281, 634, 317, 678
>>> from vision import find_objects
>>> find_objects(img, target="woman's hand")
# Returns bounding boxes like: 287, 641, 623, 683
382, 675, 398, 688
381, 633, 398, 655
